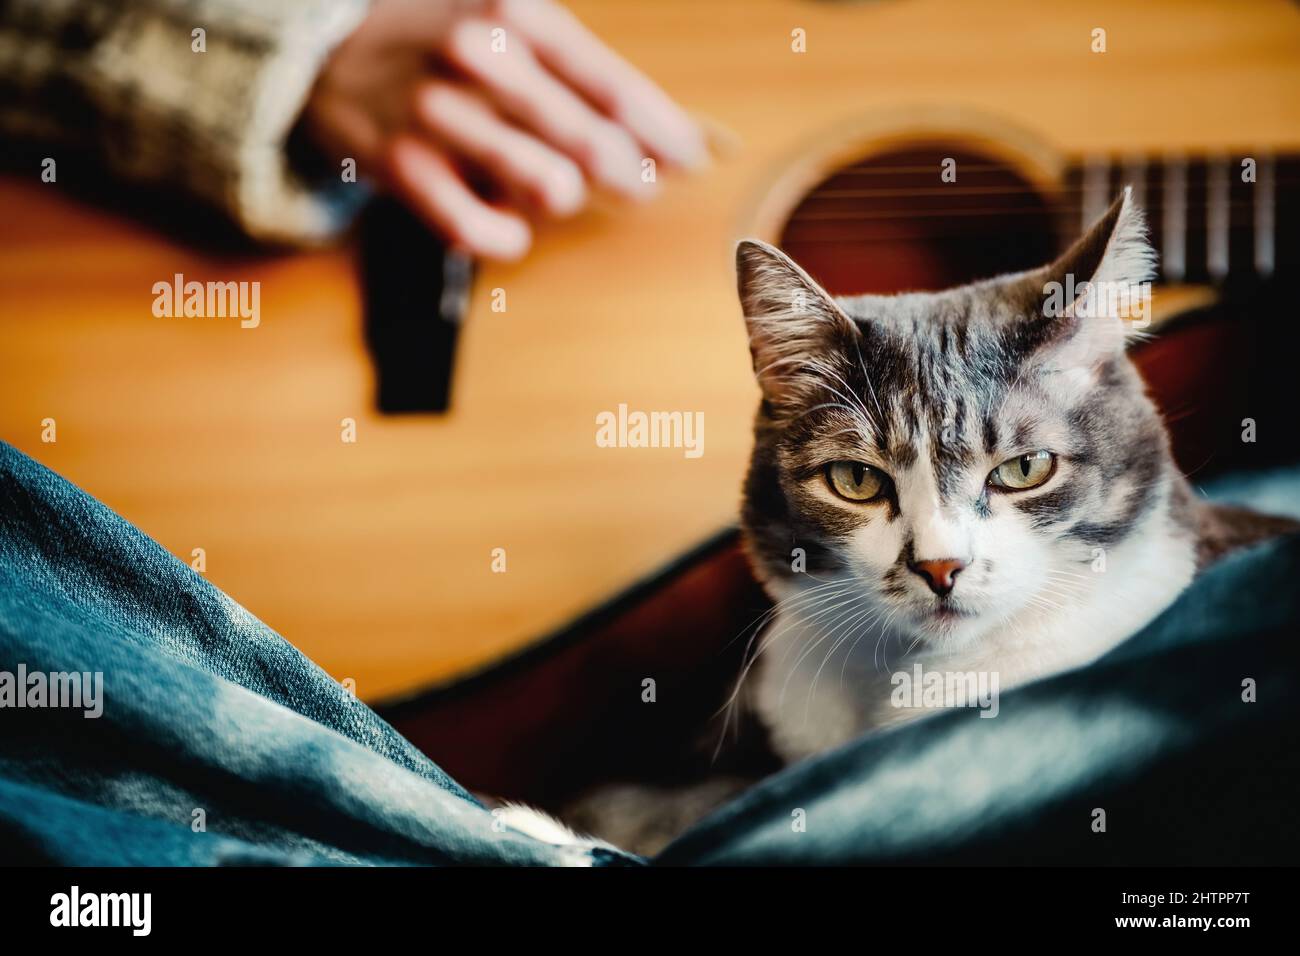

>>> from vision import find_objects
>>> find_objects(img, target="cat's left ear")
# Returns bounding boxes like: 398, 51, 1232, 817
1013, 188, 1155, 371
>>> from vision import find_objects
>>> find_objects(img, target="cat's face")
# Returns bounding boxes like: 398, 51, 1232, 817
738, 193, 1173, 652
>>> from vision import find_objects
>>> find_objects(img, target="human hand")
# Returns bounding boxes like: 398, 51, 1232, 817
303, 0, 707, 260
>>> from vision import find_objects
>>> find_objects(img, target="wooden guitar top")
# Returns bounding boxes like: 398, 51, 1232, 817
2, 0, 1298, 700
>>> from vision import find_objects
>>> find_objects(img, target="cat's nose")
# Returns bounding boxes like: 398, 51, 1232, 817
909, 558, 967, 596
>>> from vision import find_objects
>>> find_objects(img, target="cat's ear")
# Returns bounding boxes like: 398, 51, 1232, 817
1013, 188, 1155, 370
736, 239, 859, 408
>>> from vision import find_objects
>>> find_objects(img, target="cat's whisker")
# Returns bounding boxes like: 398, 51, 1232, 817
751, 576, 852, 621
779, 593, 874, 708
780, 587, 883, 691
822, 426, 881, 443
1039, 579, 1089, 593
742, 590, 857, 695
755, 353, 880, 439
874, 605, 904, 672
769, 587, 864, 667
739, 591, 864, 729
838, 604, 892, 687
781, 590, 869, 676
1037, 581, 1089, 600
1040, 567, 1089, 579
902, 619, 932, 658
1023, 595, 1065, 617
1013, 566, 1093, 599
713, 579, 858, 742
1022, 589, 1063, 608
815, 599, 891, 687
724, 577, 851, 670
853, 341, 888, 426
806, 602, 882, 720
1038, 576, 1091, 597
806, 356, 879, 425
792, 402, 872, 426
1038, 583, 1085, 602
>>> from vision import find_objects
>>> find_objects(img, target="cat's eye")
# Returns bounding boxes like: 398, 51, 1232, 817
988, 451, 1056, 491
825, 461, 888, 502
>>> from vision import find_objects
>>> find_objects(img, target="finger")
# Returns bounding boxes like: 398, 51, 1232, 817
443, 18, 653, 201
494, 0, 707, 170
383, 134, 532, 261
412, 81, 586, 218
303, 95, 385, 169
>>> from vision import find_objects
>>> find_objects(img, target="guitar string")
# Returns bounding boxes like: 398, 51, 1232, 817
788, 199, 1288, 221
833, 162, 1297, 175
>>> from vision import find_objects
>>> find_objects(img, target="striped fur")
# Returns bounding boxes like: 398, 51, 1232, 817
737, 193, 1210, 760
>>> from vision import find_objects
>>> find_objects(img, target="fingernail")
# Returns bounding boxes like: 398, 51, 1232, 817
668, 129, 710, 171
487, 218, 531, 260
601, 148, 657, 202
546, 165, 587, 217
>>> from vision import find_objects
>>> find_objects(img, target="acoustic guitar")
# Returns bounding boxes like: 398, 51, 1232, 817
2, 0, 1298, 706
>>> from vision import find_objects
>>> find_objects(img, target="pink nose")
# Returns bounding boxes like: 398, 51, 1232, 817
909, 558, 967, 596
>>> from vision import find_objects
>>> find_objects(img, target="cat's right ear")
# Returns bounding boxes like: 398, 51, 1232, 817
736, 239, 858, 408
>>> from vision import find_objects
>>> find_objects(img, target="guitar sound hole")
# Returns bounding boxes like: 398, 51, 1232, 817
778, 145, 1057, 295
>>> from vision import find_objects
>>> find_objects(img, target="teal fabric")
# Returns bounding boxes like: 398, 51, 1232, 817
0, 441, 635, 866
1200, 464, 1300, 522
1, 439, 1297, 865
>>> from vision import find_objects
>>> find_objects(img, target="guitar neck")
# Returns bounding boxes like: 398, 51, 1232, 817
1061, 152, 1300, 286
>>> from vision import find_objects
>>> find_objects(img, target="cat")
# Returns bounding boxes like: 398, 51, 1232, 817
739, 189, 1222, 762
510, 190, 1296, 857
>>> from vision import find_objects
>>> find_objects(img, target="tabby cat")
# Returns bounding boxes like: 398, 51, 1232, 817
734, 189, 1286, 761
504, 192, 1295, 855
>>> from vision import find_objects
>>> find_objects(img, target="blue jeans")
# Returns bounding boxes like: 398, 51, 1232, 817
0, 441, 635, 865
3, 440, 1299, 865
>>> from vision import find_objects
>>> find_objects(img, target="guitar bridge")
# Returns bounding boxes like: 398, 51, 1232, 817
360, 199, 474, 414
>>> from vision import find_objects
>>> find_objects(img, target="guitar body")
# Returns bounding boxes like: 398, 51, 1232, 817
2, 0, 1298, 702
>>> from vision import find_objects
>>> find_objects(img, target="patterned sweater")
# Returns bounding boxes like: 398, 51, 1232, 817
0, 0, 372, 244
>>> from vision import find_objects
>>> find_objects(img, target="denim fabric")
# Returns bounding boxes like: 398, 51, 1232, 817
0, 441, 635, 866
3, 438, 1299, 866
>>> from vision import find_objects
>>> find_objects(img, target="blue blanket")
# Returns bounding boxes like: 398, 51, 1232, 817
1, 441, 1297, 865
